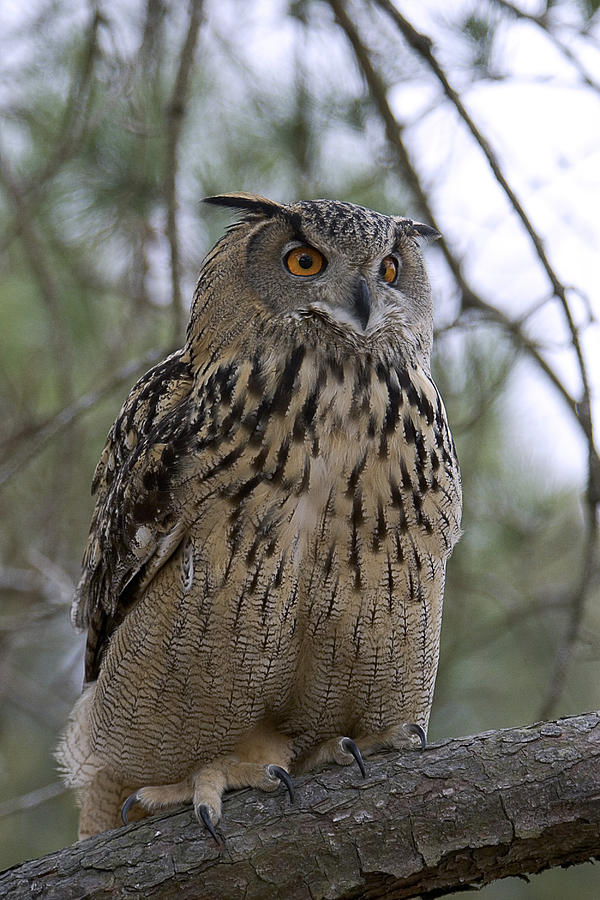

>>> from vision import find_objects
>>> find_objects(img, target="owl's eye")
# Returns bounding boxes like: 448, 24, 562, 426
285, 245, 325, 277
380, 256, 399, 284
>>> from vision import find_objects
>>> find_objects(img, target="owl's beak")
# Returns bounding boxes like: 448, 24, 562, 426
351, 275, 371, 331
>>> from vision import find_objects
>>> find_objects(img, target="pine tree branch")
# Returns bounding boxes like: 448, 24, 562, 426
1, 713, 599, 898
164, 0, 204, 341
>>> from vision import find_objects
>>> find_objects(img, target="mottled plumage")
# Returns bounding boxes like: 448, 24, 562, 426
58, 193, 461, 839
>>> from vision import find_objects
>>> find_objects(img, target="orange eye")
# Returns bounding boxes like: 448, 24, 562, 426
381, 256, 398, 283
285, 245, 325, 277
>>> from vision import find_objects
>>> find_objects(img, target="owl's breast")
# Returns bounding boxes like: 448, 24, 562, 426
184, 345, 461, 622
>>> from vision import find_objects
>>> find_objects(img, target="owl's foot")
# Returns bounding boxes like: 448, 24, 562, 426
350, 721, 427, 756
122, 726, 294, 843
295, 735, 367, 776
121, 761, 294, 842
192, 760, 294, 843
296, 722, 427, 776
121, 776, 195, 826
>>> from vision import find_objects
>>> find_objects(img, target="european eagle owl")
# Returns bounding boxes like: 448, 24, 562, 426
58, 193, 462, 840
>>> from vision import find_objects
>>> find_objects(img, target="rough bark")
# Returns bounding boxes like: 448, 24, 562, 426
2, 712, 599, 899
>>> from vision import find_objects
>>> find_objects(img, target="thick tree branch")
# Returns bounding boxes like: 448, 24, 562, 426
2, 713, 599, 898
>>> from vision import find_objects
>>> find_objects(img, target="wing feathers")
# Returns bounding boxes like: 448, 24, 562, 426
73, 349, 194, 678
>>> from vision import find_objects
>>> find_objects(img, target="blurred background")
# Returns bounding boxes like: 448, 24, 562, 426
0, 0, 598, 895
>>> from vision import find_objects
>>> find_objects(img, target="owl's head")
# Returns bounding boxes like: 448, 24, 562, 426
189, 192, 439, 363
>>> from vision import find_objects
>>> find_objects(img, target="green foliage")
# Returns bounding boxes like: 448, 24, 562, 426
461, 12, 496, 73
579, 0, 600, 20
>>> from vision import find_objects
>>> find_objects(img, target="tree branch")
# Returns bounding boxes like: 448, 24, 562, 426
164, 0, 204, 341
0, 782, 67, 820
2, 713, 599, 898
491, 0, 600, 92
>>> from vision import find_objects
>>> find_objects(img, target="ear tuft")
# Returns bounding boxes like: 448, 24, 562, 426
203, 192, 283, 218
411, 222, 441, 242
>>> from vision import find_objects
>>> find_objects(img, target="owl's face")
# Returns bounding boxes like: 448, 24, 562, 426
194, 193, 439, 361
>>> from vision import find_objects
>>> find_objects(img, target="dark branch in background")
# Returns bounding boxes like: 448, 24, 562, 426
329, 0, 598, 721
0, 348, 164, 489
1, 713, 599, 899
27, 9, 103, 194
164, 0, 204, 341
140, 0, 167, 72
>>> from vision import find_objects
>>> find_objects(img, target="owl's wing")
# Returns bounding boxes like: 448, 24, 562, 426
73, 348, 195, 683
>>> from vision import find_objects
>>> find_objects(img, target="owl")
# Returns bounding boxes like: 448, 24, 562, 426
58, 193, 462, 841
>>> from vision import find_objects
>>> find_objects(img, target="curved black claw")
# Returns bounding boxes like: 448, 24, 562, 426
341, 737, 367, 778
121, 791, 141, 825
405, 722, 427, 750
267, 764, 295, 803
196, 803, 223, 845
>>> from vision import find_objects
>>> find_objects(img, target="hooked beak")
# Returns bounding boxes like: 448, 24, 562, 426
351, 274, 371, 330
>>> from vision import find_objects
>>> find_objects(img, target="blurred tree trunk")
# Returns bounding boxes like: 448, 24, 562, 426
2, 712, 599, 899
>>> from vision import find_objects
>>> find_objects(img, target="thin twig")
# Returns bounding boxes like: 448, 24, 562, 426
165, 0, 204, 341
0, 782, 67, 819
491, 0, 600, 91
28, 9, 103, 193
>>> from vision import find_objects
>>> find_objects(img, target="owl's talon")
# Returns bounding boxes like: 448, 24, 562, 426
266, 764, 295, 803
121, 791, 141, 825
340, 737, 367, 777
196, 803, 223, 845
405, 722, 427, 749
